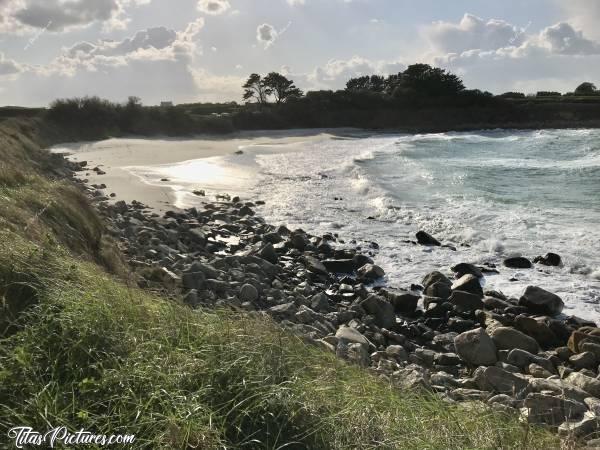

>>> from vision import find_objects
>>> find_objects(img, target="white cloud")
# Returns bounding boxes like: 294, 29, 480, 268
286, 0, 305, 5
424, 13, 524, 54
0, 52, 22, 76
257, 23, 277, 48
197, 0, 230, 16
0, 0, 151, 33
0, 19, 214, 105
430, 18, 600, 94
294, 56, 405, 90
539, 22, 600, 55
559, 0, 600, 39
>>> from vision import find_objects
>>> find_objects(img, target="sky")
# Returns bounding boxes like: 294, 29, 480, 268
1, 0, 600, 106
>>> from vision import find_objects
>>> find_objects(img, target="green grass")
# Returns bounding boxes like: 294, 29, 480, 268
0, 119, 564, 449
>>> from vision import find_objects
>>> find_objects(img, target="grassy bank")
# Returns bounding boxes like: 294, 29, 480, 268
0, 119, 563, 448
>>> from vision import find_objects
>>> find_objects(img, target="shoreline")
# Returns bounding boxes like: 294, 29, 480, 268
62, 136, 600, 441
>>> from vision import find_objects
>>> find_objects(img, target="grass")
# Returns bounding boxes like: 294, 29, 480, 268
0, 118, 565, 449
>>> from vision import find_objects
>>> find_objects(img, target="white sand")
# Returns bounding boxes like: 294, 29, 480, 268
52, 129, 353, 211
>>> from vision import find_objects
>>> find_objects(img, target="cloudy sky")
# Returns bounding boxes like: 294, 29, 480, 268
1, 0, 599, 106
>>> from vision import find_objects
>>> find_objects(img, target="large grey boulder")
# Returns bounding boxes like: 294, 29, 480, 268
490, 327, 540, 354
357, 264, 385, 281
518, 286, 564, 316
449, 290, 484, 313
451, 274, 483, 297
506, 348, 555, 374
565, 372, 600, 398
454, 328, 497, 366
474, 366, 529, 396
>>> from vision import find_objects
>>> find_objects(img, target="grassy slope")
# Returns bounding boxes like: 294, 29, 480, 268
0, 119, 562, 449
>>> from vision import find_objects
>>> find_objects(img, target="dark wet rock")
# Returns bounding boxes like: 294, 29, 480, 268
454, 327, 497, 366
490, 327, 540, 354
507, 348, 555, 374
357, 264, 385, 281
310, 292, 330, 312
322, 259, 354, 274
518, 286, 564, 316
416, 231, 441, 246
304, 256, 328, 276
570, 352, 598, 370
534, 253, 562, 267
383, 290, 420, 315
514, 315, 560, 348
422, 271, 452, 290
425, 281, 452, 300
451, 263, 483, 279
451, 274, 483, 298
449, 290, 484, 313
483, 296, 512, 311
448, 318, 476, 333
360, 294, 395, 329
503, 257, 533, 269
239, 284, 259, 303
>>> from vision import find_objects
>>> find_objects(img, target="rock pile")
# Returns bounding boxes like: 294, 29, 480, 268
89, 192, 600, 443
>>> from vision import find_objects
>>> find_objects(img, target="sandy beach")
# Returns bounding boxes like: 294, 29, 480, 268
51, 129, 356, 211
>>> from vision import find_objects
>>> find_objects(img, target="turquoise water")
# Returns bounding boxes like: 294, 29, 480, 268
249, 129, 600, 321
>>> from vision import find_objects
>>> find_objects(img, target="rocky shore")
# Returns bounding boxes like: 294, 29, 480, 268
73, 159, 600, 445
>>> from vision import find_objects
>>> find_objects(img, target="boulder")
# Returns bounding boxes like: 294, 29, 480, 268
304, 256, 328, 276
451, 263, 483, 279
357, 264, 385, 281
239, 284, 259, 303
514, 315, 560, 348
425, 281, 452, 300
506, 348, 555, 374
524, 393, 586, 426
518, 286, 564, 316
474, 366, 529, 396
558, 415, 600, 439
490, 327, 540, 354
449, 290, 484, 313
416, 231, 441, 246
335, 326, 370, 346
422, 271, 452, 289
451, 274, 483, 297
384, 290, 420, 315
360, 295, 395, 329
258, 243, 278, 264
565, 372, 600, 398
322, 259, 354, 274
310, 292, 330, 312
268, 302, 298, 320
504, 257, 533, 269
568, 327, 600, 353
569, 352, 597, 370
534, 253, 562, 267
454, 328, 497, 366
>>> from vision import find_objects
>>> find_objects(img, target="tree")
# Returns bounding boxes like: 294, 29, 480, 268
346, 75, 386, 93
243, 74, 269, 104
575, 82, 598, 96
401, 63, 465, 96
262, 72, 303, 103
346, 76, 371, 92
